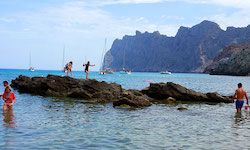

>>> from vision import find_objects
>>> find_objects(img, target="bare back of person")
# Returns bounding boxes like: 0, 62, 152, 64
232, 83, 249, 113
236, 88, 246, 100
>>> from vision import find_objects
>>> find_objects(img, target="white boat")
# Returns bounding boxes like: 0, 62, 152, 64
29, 67, 35, 71
120, 47, 131, 74
120, 69, 131, 74
160, 71, 171, 74
99, 39, 116, 75
99, 71, 106, 75
29, 52, 35, 71
104, 68, 115, 74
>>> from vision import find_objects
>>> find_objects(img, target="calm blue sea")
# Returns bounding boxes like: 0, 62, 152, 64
0, 69, 250, 149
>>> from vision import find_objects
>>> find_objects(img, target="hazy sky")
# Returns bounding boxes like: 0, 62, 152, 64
0, 0, 250, 71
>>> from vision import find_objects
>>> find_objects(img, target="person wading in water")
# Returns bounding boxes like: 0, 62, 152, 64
232, 83, 249, 113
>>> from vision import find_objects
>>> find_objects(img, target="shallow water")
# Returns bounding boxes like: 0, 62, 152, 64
0, 69, 250, 149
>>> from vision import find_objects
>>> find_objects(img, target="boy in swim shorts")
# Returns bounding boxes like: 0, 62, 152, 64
232, 83, 249, 113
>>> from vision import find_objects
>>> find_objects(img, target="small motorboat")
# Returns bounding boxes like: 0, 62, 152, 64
160, 71, 171, 75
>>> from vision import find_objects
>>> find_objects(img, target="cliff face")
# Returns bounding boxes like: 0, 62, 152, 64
204, 42, 250, 75
103, 20, 250, 72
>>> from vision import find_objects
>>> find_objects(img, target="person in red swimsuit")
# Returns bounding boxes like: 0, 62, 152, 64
2, 86, 16, 110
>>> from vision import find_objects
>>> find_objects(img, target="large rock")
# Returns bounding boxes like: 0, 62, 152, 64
142, 82, 231, 103
11, 75, 232, 107
113, 90, 152, 108
11, 75, 122, 103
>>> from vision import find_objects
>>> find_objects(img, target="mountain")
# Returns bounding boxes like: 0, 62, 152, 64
103, 20, 250, 72
204, 42, 250, 76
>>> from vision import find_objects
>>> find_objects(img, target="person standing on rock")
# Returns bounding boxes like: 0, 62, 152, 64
83, 61, 95, 79
232, 83, 249, 113
65, 61, 73, 78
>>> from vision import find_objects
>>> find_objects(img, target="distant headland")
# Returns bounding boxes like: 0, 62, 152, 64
103, 20, 250, 75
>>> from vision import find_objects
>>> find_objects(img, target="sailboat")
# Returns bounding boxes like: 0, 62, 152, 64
120, 48, 131, 74
100, 39, 115, 75
28, 52, 35, 71
62, 46, 67, 72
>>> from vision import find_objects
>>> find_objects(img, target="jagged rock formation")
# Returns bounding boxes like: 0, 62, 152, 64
142, 82, 231, 103
11, 75, 122, 103
103, 20, 250, 72
113, 90, 152, 108
204, 42, 250, 75
11, 75, 232, 108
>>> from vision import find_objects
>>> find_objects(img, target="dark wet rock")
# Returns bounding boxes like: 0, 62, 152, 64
11, 75, 232, 107
177, 107, 187, 111
114, 104, 136, 110
142, 82, 231, 103
11, 75, 122, 103
113, 90, 152, 108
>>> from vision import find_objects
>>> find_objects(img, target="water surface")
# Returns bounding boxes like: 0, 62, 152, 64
0, 69, 249, 149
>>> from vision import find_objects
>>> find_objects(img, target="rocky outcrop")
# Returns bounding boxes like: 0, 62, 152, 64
11, 75, 122, 103
113, 90, 152, 108
103, 20, 250, 73
142, 82, 231, 103
204, 42, 250, 75
11, 75, 232, 108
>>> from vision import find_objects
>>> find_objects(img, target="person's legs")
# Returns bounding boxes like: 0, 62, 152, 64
70, 70, 73, 78
86, 71, 89, 79
236, 100, 244, 113
8, 105, 13, 110
66, 70, 69, 76
3, 104, 8, 111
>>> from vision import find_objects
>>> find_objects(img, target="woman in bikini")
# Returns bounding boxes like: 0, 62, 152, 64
83, 61, 95, 79
2, 86, 16, 110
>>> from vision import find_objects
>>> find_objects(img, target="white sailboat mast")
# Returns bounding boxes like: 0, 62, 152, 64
100, 38, 107, 71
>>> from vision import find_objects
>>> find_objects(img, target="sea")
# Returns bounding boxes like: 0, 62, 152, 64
0, 69, 250, 149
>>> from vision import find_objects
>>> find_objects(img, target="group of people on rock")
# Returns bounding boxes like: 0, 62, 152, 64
65, 61, 95, 79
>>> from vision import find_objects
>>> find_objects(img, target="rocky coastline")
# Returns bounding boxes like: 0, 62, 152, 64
204, 42, 250, 76
11, 75, 232, 108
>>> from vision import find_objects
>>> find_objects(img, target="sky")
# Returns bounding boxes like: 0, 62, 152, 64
0, 0, 250, 71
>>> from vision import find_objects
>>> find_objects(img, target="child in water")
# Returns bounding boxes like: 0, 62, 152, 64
2, 86, 16, 110
0, 81, 9, 97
